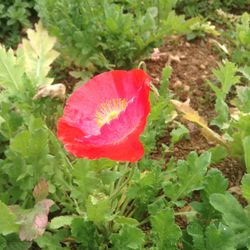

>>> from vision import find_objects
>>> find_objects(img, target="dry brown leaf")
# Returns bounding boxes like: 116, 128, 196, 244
171, 99, 228, 148
33, 83, 66, 100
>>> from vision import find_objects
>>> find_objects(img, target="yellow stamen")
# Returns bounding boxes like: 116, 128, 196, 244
95, 98, 127, 127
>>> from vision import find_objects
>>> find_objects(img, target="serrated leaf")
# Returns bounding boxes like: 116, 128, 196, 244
210, 193, 250, 248
111, 225, 145, 250
0, 45, 24, 93
171, 99, 227, 147
204, 169, 228, 196
150, 208, 181, 249
164, 151, 211, 201
212, 61, 240, 98
236, 86, 250, 112
0, 201, 19, 235
170, 122, 189, 145
21, 21, 59, 86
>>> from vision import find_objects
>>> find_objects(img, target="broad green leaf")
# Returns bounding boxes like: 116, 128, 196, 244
21, 21, 59, 86
86, 194, 111, 224
10, 127, 48, 161
3, 234, 31, 250
243, 136, 250, 172
35, 231, 68, 250
210, 193, 250, 248
71, 218, 100, 249
241, 174, 250, 202
208, 146, 228, 164
187, 221, 205, 250
204, 169, 228, 196
205, 223, 235, 250
0, 45, 24, 93
72, 160, 102, 202
150, 208, 181, 250
111, 225, 145, 250
164, 151, 211, 201
0, 201, 19, 235
50, 216, 74, 229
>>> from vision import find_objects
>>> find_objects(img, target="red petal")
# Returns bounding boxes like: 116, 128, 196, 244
57, 69, 150, 162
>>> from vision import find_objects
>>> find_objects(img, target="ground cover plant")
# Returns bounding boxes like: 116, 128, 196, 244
0, 1, 250, 250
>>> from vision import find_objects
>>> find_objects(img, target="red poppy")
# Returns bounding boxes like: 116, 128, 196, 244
57, 69, 150, 162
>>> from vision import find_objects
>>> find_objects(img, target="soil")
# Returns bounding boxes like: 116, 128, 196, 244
145, 36, 245, 190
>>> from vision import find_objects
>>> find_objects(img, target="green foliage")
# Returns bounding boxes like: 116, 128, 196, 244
0, 0, 36, 48
36, 0, 197, 69
111, 225, 145, 250
210, 192, 250, 248
164, 151, 211, 201
176, 0, 249, 18
232, 12, 250, 66
207, 60, 240, 128
150, 208, 182, 249
0, 201, 19, 235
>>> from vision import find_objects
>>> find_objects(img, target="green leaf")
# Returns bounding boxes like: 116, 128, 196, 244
0, 45, 24, 93
114, 216, 139, 226
159, 66, 172, 96
71, 218, 100, 249
205, 223, 236, 250
208, 146, 228, 164
111, 225, 145, 250
86, 194, 111, 224
212, 61, 240, 98
239, 66, 250, 81
204, 169, 228, 196
21, 21, 59, 86
150, 208, 182, 249
170, 122, 189, 145
243, 136, 250, 172
164, 151, 211, 201
187, 221, 205, 250
241, 174, 250, 202
210, 193, 250, 248
236, 86, 250, 112
50, 216, 74, 230
211, 98, 229, 128
0, 201, 19, 235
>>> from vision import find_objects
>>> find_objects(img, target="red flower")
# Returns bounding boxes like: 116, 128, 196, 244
57, 69, 150, 162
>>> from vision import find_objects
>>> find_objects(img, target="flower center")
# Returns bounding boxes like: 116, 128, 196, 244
95, 98, 127, 127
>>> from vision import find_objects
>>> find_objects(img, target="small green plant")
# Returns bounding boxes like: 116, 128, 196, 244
36, 0, 199, 70
0, 0, 36, 48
